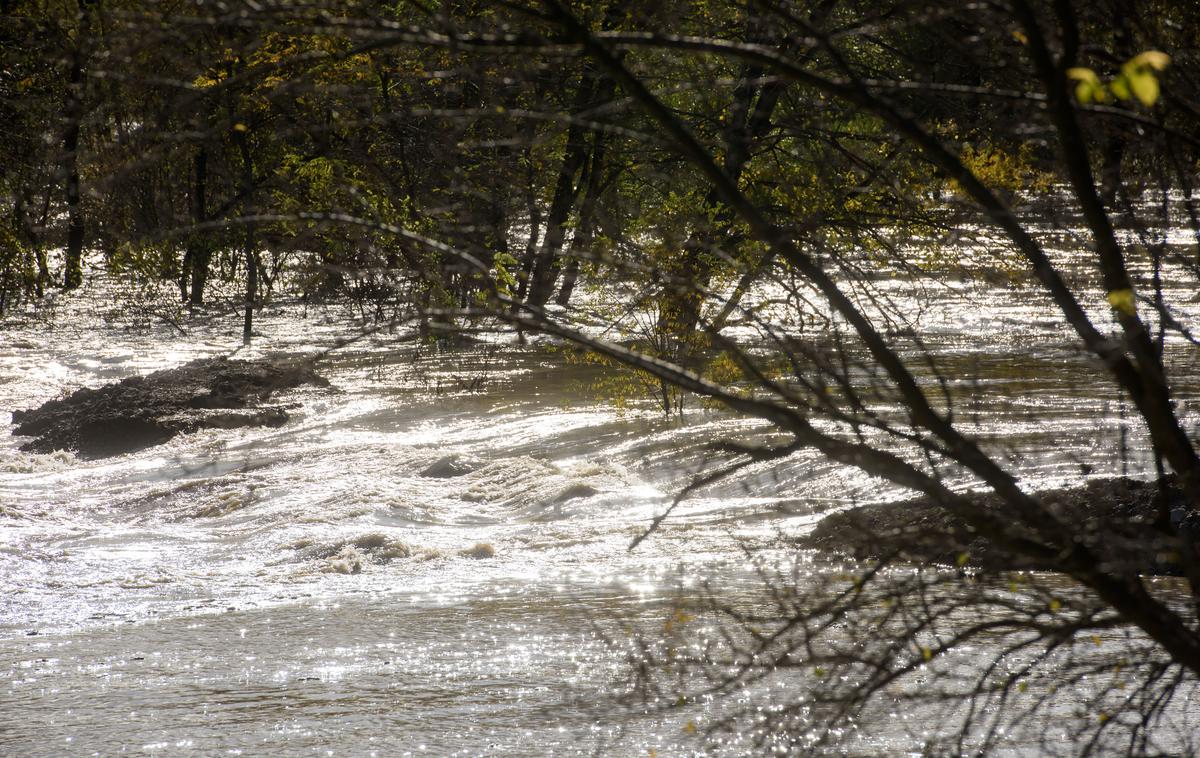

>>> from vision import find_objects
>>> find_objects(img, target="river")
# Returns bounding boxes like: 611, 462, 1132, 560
2, 244, 1198, 754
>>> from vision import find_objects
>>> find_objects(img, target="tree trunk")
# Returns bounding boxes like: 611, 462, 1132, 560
14, 191, 48, 298
242, 236, 257, 345
183, 146, 210, 305
524, 4, 622, 307
523, 73, 595, 306
656, 61, 785, 362
514, 150, 543, 305
61, 41, 86, 290
555, 131, 610, 307
234, 124, 256, 345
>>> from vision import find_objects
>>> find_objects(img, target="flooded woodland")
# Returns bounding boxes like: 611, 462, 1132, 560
4, 2, 1200, 755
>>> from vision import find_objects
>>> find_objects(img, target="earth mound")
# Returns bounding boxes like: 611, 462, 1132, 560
12, 357, 328, 458
802, 477, 1194, 575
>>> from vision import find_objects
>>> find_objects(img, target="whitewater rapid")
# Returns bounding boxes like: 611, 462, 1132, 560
3, 249, 1199, 754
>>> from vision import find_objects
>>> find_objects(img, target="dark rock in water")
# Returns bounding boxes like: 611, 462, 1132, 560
554, 483, 600, 503
421, 454, 479, 478
11, 357, 328, 458
801, 477, 1192, 576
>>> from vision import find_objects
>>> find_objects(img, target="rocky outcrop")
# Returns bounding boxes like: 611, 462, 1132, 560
11, 357, 328, 458
801, 477, 1194, 575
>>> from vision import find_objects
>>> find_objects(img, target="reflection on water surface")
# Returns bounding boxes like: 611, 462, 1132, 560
2, 267, 1198, 754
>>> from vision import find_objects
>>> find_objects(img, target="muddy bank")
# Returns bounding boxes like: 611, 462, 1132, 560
11, 357, 328, 458
802, 477, 1194, 575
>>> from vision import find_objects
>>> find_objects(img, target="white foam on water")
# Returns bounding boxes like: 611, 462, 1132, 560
3, 253, 1196, 753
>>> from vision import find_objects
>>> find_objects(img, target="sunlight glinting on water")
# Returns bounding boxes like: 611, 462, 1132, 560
3, 245, 1199, 753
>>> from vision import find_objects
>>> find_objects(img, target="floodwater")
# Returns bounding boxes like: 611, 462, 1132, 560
2, 234, 1200, 755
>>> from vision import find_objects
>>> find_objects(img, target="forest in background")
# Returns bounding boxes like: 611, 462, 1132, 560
5, 1, 1192, 320
6, 0, 1200, 752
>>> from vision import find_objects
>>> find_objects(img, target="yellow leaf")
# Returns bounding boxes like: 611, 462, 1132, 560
1067, 68, 1105, 104
1066, 67, 1100, 84
1129, 51, 1171, 71
232, 123, 248, 132
1110, 77, 1131, 101
1018, 680, 1028, 693
664, 609, 694, 634
922, 646, 933, 662
1107, 288, 1136, 316
955, 552, 970, 567
1127, 69, 1160, 107
1012, 30, 1028, 45
1048, 598, 1062, 613
684, 721, 696, 734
